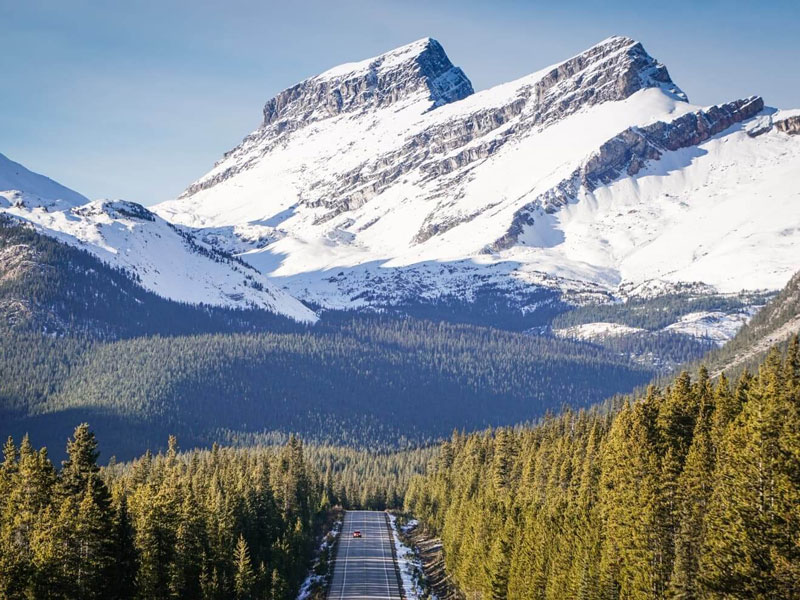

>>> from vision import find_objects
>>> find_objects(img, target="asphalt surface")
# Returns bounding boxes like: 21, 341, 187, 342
328, 510, 403, 600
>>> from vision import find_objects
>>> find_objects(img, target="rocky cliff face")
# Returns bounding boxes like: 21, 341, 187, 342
504, 96, 766, 249
775, 115, 800, 135
179, 36, 685, 208
181, 38, 473, 199
262, 38, 473, 127
293, 36, 690, 227
492, 96, 765, 251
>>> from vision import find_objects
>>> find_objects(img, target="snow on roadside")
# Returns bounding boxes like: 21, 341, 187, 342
296, 517, 342, 600
388, 514, 429, 600
400, 519, 419, 535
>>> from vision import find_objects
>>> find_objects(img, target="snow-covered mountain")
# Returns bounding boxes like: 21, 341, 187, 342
0, 154, 317, 323
4, 36, 799, 335
155, 36, 800, 324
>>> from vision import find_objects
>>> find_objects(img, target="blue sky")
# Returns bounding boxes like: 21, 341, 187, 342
2, 0, 798, 205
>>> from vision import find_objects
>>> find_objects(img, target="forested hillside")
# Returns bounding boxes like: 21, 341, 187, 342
406, 338, 800, 599
701, 270, 800, 376
0, 215, 300, 338
0, 426, 320, 600
549, 290, 772, 369
308, 444, 436, 510
1, 318, 652, 459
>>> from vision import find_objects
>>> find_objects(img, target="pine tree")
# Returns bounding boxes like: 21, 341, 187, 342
74, 477, 115, 599
234, 534, 256, 600
169, 490, 205, 600
270, 568, 289, 600
492, 429, 516, 493
701, 350, 784, 597
109, 493, 138, 600
772, 336, 800, 595
669, 392, 715, 600
60, 423, 102, 498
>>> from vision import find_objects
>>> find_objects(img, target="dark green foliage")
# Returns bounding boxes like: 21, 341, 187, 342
597, 331, 715, 370
305, 445, 436, 510
0, 426, 320, 600
1, 317, 652, 460
406, 338, 800, 599
549, 291, 772, 371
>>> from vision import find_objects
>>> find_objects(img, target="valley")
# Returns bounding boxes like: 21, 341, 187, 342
1, 21, 799, 600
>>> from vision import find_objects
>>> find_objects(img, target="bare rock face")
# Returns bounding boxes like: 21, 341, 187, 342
73, 200, 157, 222
775, 115, 800, 135
490, 96, 765, 251
262, 38, 473, 126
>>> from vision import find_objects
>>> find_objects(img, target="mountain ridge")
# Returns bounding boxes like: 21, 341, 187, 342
154, 35, 799, 338
0, 159, 317, 322
2, 35, 799, 341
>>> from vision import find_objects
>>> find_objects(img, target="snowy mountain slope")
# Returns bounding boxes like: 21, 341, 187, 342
0, 158, 317, 322
0, 152, 88, 209
155, 36, 800, 321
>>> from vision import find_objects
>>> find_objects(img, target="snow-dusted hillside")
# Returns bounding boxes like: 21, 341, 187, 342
155, 36, 800, 319
0, 153, 89, 209
554, 307, 760, 346
0, 160, 317, 323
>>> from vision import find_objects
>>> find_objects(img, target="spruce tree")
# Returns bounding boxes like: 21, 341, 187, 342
109, 493, 138, 600
60, 424, 102, 498
234, 534, 256, 600
669, 393, 715, 600
74, 477, 115, 600
701, 350, 784, 597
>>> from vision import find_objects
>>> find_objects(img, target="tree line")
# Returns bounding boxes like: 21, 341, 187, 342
0, 426, 320, 600
405, 337, 800, 599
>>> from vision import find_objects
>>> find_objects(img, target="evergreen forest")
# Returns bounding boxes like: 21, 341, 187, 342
405, 337, 800, 599
0, 426, 323, 600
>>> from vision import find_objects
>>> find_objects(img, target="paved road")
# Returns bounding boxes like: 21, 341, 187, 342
328, 510, 403, 600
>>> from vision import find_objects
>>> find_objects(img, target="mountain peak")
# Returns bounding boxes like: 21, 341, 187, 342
571, 35, 687, 102
314, 37, 441, 81
260, 37, 473, 128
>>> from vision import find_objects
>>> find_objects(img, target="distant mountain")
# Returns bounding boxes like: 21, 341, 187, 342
155, 36, 800, 334
4, 36, 798, 343
0, 215, 303, 337
0, 152, 88, 208
0, 155, 316, 323
2, 35, 799, 458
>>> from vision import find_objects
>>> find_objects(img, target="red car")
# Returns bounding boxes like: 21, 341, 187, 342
352, 530, 362, 538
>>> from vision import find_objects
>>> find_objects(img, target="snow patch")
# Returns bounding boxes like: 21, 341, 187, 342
664, 308, 761, 344
554, 322, 647, 340
388, 514, 425, 600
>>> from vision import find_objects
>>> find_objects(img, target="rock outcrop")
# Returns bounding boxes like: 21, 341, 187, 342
263, 38, 472, 126
775, 115, 800, 135
153, 36, 800, 319
180, 38, 473, 199
491, 96, 765, 251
